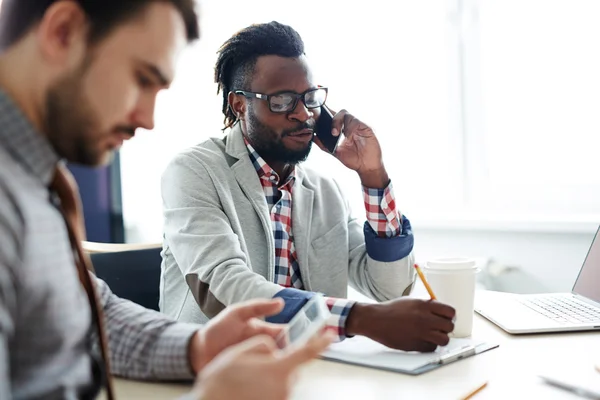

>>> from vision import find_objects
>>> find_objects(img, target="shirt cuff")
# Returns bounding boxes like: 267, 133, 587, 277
267, 288, 314, 323
152, 323, 200, 380
324, 297, 356, 341
363, 180, 402, 238
364, 216, 414, 262
266, 289, 356, 342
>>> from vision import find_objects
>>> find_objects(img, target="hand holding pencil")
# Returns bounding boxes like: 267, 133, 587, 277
342, 262, 456, 352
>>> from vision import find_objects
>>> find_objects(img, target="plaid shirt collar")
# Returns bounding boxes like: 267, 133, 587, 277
244, 137, 296, 188
0, 88, 59, 187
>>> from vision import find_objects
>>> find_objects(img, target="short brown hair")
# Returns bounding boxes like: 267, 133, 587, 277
0, 0, 200, 51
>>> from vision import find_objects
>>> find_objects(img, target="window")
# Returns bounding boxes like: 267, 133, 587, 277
120, 0, 600, 242
465, 0, 600, 222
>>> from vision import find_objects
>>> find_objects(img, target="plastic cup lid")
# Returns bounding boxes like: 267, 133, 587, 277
425, 257, 477, 271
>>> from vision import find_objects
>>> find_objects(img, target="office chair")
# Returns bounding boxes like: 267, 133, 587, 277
83, 241, 162, 311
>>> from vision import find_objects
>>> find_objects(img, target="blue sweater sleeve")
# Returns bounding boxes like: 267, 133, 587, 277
363, 215, 414, 262
266, 288, 315, 323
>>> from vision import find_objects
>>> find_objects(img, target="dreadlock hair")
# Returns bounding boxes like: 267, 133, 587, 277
214, 21, 305, 130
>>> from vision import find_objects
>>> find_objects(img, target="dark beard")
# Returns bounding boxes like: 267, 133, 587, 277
246, 107, 313, 164
45, 57, 105, 166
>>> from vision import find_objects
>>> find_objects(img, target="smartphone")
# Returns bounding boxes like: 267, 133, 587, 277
315, 106, 340, 154
275, 295, 331, 349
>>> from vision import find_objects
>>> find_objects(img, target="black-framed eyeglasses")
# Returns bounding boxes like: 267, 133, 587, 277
234, 87, 328, 114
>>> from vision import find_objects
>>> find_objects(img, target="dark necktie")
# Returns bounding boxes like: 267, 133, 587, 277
49, 164, 115, 400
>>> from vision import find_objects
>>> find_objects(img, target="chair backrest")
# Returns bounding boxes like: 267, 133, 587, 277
89, 247, 162, 311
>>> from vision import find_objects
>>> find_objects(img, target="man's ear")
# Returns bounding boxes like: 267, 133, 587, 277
228, 91, 247, 119
35, 1, 88, 66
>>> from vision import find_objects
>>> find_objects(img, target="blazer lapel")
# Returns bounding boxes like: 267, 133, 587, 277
226, 125, 275, 280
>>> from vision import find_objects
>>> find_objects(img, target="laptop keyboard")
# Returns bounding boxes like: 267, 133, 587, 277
517, 294, 600, 324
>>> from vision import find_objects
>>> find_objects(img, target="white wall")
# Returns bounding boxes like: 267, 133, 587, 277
413, 227, 597, 294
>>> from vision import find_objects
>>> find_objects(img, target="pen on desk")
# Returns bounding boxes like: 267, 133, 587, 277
540, 375, 600, 400
460, 381, 488, 400
414, 263, 437, 300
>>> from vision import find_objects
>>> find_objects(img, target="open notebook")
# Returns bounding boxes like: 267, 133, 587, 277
322, 336, 498, 375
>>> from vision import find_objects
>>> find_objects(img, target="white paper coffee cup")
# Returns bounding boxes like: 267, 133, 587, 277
424, 257, 480, 338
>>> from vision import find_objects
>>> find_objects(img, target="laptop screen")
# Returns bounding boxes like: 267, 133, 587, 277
573, 226, 600, 303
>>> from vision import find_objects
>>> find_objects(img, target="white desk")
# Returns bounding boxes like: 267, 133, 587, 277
108, 314, 600, 399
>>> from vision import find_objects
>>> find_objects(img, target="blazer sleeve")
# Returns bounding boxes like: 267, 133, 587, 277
161, 154, 282, 318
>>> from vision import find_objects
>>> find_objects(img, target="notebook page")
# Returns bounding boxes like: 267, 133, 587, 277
323, 336, 485, 372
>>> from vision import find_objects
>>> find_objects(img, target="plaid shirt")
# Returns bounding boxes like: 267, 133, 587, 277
246, 141, 402, 340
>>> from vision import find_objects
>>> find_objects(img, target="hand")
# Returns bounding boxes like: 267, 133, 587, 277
345, 298, 456, 352
189, 298, 285, 372
190, 333, 334, 400
313, 107, 389, 188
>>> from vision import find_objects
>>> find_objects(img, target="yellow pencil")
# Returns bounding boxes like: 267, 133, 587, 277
414, 263, 437, 300
460, 381, 488, 400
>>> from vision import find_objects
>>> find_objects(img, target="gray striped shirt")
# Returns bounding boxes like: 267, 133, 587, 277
0, 89, 199, 399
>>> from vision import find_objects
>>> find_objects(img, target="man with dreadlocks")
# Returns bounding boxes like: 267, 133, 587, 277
160, 21, 456, 352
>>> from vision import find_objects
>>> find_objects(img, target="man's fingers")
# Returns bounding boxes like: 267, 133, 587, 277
342, 115, 361, 138
424, 313, 455, 334
340, 113, 359, 138
233, 335, 278, 356
232, 298, 285, 321
331, 109, 347, 137
424, 330, 451, 348
412, 341, 438, 353
428, 300, 456, 320
250, 320, 285, 340
277, 331, 334, 370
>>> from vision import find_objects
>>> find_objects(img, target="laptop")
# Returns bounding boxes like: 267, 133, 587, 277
475, 226, 600, 334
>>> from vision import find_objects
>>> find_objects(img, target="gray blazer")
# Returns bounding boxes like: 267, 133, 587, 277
160, 124, 415, 323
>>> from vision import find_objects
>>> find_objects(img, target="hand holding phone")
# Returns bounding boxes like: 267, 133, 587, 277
275, 295, 331, 349
315, 105, 340, 154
